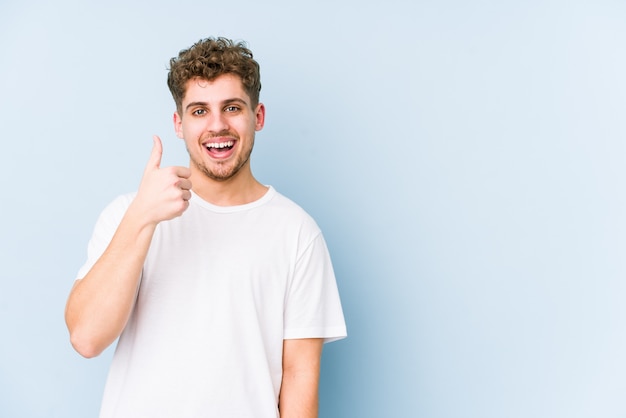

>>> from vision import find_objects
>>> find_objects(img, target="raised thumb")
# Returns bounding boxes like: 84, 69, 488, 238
146, 135, 163, 170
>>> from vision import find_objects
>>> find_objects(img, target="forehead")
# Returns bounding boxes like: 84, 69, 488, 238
182, 74, 250, 105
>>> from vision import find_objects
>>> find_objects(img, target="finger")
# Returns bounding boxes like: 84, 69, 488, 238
173, 166, 192, 179
177, 178, 192, 191
145, 135, 163, 171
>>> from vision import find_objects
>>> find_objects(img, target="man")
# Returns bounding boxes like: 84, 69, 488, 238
65, 37, 346, 418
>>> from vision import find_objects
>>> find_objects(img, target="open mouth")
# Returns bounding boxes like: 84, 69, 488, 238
205, 140, 235, 156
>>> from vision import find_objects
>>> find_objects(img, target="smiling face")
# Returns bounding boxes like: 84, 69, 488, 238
174, 73, 265, 185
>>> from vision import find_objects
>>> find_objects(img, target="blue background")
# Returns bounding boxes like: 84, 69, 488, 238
1, 0, 625, 417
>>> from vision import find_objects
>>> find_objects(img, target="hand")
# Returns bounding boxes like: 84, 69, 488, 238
131, 135, 192, 225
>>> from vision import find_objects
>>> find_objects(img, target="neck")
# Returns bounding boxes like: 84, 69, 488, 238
190, 166, 268, 206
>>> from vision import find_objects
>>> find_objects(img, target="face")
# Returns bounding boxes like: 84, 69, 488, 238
174, 73, 265, 183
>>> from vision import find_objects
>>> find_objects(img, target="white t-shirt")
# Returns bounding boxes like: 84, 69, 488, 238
76, 187, 347, 418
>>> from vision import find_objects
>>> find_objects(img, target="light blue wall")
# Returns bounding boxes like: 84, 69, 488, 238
1, 0, 625, 417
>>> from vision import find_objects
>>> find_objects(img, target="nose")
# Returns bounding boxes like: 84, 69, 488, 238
205, 111, 229, 134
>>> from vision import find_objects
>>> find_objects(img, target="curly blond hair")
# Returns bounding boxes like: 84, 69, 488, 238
167, 37, 262, 112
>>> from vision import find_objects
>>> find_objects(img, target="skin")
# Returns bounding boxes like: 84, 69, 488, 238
280, 338, 324, 417
65, 73, 322, 417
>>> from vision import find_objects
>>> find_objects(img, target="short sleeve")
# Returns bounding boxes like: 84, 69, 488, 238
283, 233, 347, 343
74, 193, 135, 281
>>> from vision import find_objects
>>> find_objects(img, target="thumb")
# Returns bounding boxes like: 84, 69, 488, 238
146, 135, 163, 171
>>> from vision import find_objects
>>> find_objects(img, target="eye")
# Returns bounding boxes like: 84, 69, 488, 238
225, 105, 240, 113
192, 108, 207, 116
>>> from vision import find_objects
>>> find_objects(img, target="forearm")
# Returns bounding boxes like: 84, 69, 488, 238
279, 371, 319, 418
65, 206, 156, 358
278, 339, 323, 418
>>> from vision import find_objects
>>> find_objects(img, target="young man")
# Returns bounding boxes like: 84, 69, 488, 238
65, 37, 346, 418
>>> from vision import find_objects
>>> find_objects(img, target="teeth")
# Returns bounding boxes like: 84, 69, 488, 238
206, 141, 234, 149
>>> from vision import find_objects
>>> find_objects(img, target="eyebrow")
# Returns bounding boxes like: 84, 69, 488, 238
184, 98, 248, 112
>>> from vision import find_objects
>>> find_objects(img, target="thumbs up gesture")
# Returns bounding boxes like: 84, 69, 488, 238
132, 135, 192, 225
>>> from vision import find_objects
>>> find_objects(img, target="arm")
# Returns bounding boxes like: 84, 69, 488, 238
278, 338, 324, 418
64, 136, 191, 358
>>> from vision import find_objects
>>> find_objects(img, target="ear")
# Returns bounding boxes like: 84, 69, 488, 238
254, 103, 266, 131
173, 111, 184, 139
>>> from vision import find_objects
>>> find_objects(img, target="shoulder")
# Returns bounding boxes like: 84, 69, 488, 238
94, 192, 137, 228
267, 189, 319, 229
102, 192, 136, 214
262, 189, 325, 250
